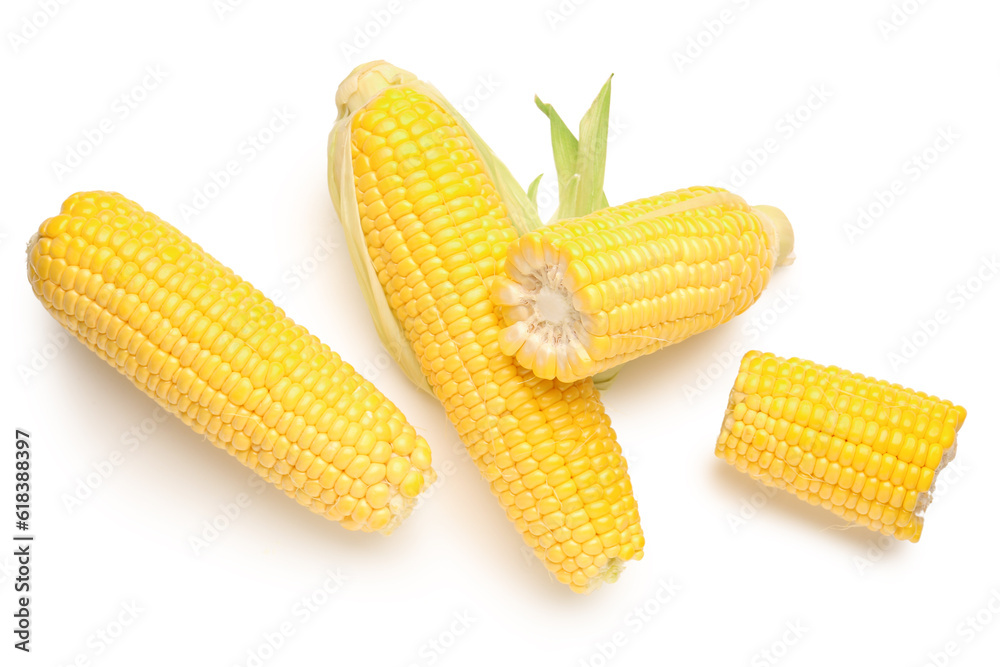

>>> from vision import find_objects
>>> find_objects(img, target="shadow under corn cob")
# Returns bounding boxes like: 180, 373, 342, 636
329, 62, 644, 592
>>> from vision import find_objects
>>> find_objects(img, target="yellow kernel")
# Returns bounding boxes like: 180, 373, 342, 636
400, 471, 424, 498
365, 483, 390, 509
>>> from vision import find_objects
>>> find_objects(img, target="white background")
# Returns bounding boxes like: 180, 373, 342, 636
3, 0, 999, 665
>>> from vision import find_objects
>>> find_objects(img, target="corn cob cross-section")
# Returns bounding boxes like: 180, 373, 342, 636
716, 351, 966, 542
27, 192, 435, 533
492, 187, 794, 383
329, 61, 644, 592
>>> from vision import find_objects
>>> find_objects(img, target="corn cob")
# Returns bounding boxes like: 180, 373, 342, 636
491, 187, 795, 383
27, 191, 435, 534
329, 61, 644, 592
716, 351, 966, 542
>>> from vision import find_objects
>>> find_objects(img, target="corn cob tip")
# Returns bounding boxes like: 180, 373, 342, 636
335, 60, 417, 120
584, 556, 627, 593
752, 205, 795, 266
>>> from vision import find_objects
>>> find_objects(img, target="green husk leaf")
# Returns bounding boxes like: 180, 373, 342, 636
592, 366, 622, 391
574, 75, 612, 216
534, 95, 581, 222
534, 79, 613, 223
526, 173, 544, 210
562, 173, 580, 219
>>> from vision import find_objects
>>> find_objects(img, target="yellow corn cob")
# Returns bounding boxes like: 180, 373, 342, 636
27, 191, 435, 534
716, 351, 966, 542
491, 187, 795, 383
329, 62, 644, 592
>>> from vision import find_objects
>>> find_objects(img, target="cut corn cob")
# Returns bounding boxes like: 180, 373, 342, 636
716, 351, 966, 542
491, 187, 795, 383
27, 191, 435, 534
329, 61, 644, 592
